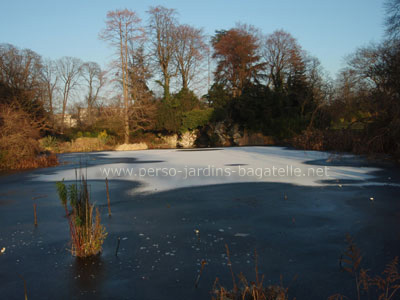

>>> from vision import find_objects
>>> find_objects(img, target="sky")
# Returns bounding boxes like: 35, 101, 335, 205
0, 0, 386, 78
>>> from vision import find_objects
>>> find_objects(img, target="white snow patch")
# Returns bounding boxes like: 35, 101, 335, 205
31, 147, 396, 193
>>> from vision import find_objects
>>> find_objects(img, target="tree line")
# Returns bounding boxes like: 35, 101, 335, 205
0, 1, 399, 158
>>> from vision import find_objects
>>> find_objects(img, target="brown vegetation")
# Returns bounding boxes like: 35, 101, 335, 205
59, 137, 113, 153
0, 105, 58, 170
291, 126, 399, 160
212, 25, 265, 98
329, 234, 400, 300
212, 245, 289, 300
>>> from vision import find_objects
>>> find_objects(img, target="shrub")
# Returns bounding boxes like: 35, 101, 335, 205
180, 108, 213, 133
155, 100, 182, 133
83, 107, 126, 142
56, 176, 107, 257
291, 129, 325, 151
291, 128, 377, 155
97, 130, 109, 144
156, 88, 203, 133
40, 135, 59, 150
0, 105, 58, 170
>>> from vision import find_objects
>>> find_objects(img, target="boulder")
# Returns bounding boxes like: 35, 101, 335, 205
160, 134, 178, 148
178, 130, 198, 148
230, 124, 243, 145
213, 122, 232, 146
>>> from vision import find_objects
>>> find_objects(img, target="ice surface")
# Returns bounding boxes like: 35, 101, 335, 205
32, 147, 396, 193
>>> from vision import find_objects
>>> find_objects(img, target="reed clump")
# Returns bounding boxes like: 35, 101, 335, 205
56, 175, 107, 257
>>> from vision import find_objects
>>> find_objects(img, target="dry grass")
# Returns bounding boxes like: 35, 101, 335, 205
56, 137, 114, 153
9, 153, 58, 170
56, 175, 107, 257
330, 234, 400, 300
212, 245, 289, 300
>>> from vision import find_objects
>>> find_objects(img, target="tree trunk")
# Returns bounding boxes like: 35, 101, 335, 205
164, 74, 170, 100
182, 75, 188, 91
122, 26, 130, 144
48, 91, 54, 125
61, 94, 67, 134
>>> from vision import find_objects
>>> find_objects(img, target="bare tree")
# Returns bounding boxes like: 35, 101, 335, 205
303, 55, 333, 128
147, 6, 178, 100
81, 62, 107, 125
262, 30, 303, 91
130, 97, 157, 133
173, 24, 207, 91
0, 44, 44, 115
41, 59, 58, 122
100, 9, 145, 143
56, 56, 82, 132
385, 0, 400, 40
345, 43, 396, 94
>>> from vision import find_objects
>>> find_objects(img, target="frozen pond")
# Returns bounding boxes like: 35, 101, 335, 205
34, 147, 396, 191
0, 147, 399, 299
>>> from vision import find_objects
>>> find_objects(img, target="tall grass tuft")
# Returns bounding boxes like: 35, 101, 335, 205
212, 245, 289, 300
56, 175, 107, 257
331, 234, 400, 300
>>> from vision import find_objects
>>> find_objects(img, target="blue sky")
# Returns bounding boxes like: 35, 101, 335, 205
0, 0, 385, 77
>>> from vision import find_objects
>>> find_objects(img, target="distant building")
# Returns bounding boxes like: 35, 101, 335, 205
54, 113, 78, 128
